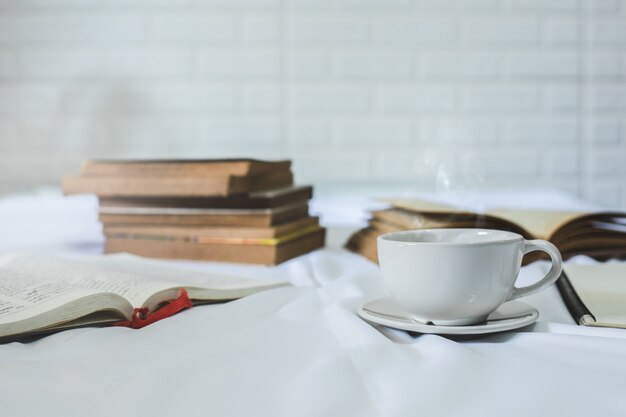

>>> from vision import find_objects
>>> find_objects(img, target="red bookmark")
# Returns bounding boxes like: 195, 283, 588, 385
113, 289, 193, 329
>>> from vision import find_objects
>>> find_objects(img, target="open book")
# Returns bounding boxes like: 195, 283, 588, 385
0, 253, 287, 341
63, 159, 293, 197
346, 198, 626, 263
557, 263, 626, 329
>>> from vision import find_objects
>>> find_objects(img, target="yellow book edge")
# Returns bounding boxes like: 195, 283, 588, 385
106, 224, 323, 247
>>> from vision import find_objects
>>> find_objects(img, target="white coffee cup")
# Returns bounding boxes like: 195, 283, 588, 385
377, 228, 562, 326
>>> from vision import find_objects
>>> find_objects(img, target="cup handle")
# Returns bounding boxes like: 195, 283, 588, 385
508, 239, 563, 301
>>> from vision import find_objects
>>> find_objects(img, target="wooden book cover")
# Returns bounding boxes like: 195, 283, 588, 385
63, 170, 293, 197
99, 185, 313, 210
81, 159, 291, 177
345, 227, 382, 264
105, 228, 326, 265
103, 216, 320, 240
99, 202, 310, 227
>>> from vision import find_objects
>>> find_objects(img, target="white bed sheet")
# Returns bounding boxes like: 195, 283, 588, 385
0, 189, 625, 417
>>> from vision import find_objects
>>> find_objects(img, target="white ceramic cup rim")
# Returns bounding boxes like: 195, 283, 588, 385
378, 228, 524, 247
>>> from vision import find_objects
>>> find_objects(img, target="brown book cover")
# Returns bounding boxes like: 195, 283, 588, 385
99, 202, 310, 227
103, 216, 320, 240
81, 159, 291, 177
63, 170, 293, 198
99, 186, 313, 210
105, 228, 326, 265
345, 227, 382, 264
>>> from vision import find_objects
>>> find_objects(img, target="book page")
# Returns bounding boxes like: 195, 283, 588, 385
80, 255, 289, 310
78, 254, 288, 292
485, 209, 585, 240
0, 268, 101, 325
0, 253, 287, 309
564, 264, 626, 328
0, 254, 178, 308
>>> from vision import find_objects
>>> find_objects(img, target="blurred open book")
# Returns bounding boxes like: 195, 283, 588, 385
346, 198, 626, 264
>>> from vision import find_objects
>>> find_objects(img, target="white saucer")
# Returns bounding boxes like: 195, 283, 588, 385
358, 298, 539, 335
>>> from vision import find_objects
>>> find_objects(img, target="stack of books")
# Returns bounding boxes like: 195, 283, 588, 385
346, 198, 626, 264
63, 159, 325, 265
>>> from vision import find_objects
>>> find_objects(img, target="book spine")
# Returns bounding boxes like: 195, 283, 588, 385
112, 289, 193, 329
555, 271, 595, 326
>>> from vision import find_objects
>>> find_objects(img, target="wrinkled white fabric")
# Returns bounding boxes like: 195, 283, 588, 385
0, 189, 625, 417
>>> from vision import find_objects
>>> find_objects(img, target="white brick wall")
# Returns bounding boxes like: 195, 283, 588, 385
0, 0, 625, 209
